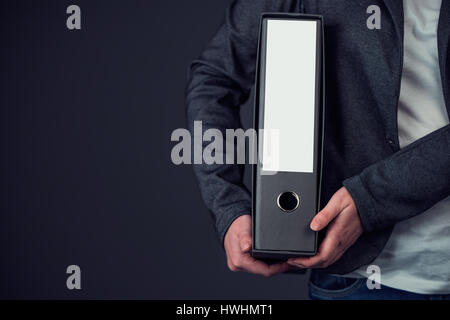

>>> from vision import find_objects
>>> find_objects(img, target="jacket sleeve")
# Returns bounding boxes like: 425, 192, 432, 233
185, 0, 302, 245
343, 124, 450, 233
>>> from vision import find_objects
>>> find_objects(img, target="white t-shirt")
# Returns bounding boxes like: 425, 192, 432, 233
350, 0, 450, 294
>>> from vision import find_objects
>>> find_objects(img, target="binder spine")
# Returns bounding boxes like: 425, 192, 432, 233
252, 13, 325, 260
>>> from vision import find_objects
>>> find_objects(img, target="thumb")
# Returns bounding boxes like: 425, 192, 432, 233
239, 233, 252, 253
310, 195, 342, 231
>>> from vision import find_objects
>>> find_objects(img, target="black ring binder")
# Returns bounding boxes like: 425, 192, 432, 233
252, 13, 325, 260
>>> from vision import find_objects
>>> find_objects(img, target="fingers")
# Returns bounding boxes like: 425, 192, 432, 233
310, 191, 344, 231
287, 231, 339, 269
226, 232, 288, 277
229, 253, 289, 277
286, 188, 361, 270
224, 215, 288, 277
241, 256, 289, 277
288, 204, 361, 269
239, 232, 252, 253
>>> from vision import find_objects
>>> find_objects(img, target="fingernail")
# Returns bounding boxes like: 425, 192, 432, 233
310, 222, 319, 231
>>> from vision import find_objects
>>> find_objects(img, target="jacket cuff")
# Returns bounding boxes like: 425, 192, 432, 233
343, 175, 381, 233
217, 201, 252, 247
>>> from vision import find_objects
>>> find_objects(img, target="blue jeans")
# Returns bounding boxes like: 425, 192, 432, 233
309, 271, 450, 300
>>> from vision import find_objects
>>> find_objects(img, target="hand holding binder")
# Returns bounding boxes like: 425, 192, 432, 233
224, 215, 290, 277
287, 187, 363, 269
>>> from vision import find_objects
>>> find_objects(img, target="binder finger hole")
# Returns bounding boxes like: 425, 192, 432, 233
277, 192, 300, 213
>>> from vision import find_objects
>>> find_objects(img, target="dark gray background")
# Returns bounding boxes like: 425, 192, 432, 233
0, 0, 309, 299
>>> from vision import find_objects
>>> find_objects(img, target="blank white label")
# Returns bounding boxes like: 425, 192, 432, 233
262, 19, 317, 173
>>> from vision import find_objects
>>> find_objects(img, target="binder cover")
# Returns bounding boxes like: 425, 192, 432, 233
252, 13, 325, 260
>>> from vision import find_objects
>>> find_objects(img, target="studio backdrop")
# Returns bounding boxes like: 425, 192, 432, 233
0, 0, 309, 299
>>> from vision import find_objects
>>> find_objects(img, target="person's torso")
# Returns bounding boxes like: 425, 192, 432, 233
340, 0, 450, 294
